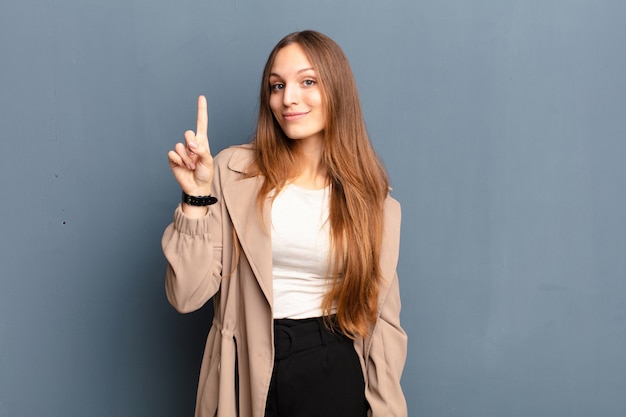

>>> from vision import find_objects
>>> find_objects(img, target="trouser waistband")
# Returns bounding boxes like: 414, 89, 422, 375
273, 316, 345, 360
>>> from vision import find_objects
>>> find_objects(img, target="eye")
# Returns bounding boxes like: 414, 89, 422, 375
303, 79, 316, 87
271, 83, 284, 92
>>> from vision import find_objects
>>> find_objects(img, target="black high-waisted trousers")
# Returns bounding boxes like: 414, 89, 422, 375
264, 316, 368, 417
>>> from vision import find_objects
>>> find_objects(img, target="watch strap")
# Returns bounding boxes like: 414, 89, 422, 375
182, 191, 218, 206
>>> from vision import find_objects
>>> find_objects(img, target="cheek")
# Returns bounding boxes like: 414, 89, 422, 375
269, 94, 282, 113
311, 91, 325, 113
313, 93, 326, 122
309, 90, 323, 106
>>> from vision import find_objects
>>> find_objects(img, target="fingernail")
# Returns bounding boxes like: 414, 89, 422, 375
189, 141, 198, 149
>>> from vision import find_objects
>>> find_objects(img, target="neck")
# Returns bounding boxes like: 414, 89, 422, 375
292, 137, 327, 189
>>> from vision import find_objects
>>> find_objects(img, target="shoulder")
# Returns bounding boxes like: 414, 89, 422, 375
384, 194, 401, 215
383, 194, 401, 226
382, 193, 402, 248
214, 143, 256, 174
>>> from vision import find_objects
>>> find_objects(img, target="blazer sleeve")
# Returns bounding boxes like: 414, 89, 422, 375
161, 152, 228, 313
363, 197, 408, 417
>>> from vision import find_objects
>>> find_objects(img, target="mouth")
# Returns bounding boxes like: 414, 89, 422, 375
282, 111, 309, 121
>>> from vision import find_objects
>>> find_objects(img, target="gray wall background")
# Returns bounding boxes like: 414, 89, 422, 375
1, 0, 625, 416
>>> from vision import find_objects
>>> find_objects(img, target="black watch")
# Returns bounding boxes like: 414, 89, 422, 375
182, 191, 218, 206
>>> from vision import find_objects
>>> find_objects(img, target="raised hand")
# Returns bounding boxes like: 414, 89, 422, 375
168, 96, 214, 198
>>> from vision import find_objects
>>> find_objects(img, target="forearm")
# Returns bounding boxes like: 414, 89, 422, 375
364, 272, 408, 417
162, 204, 222, 313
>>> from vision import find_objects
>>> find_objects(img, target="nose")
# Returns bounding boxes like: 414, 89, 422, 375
282, 83, 300, 106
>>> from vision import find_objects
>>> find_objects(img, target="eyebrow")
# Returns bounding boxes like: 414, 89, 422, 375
269, 67, 316, 77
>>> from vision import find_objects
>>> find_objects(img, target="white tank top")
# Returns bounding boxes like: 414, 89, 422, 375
271, 183, 334, 319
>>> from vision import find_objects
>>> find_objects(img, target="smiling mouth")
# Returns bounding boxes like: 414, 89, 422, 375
283, 111, 309, 121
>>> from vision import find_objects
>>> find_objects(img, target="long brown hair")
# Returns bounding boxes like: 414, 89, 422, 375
253, 30, 389, 338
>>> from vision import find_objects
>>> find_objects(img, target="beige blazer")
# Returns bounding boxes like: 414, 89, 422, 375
162, 144, 407, 417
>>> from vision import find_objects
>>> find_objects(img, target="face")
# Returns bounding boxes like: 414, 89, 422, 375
268, 43, 326, 145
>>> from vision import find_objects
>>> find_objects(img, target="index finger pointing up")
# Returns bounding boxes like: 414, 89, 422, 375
196, 95, 208, 138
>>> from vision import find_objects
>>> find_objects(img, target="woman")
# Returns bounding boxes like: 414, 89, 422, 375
163, 30, 407, 417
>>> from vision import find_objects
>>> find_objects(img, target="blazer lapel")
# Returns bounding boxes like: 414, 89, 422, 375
221, 148, 273, 307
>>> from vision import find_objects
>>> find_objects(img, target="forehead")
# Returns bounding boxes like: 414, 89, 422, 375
270, 43, 314, 76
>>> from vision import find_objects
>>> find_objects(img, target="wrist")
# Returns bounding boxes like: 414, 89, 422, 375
184, 186, 212, 197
